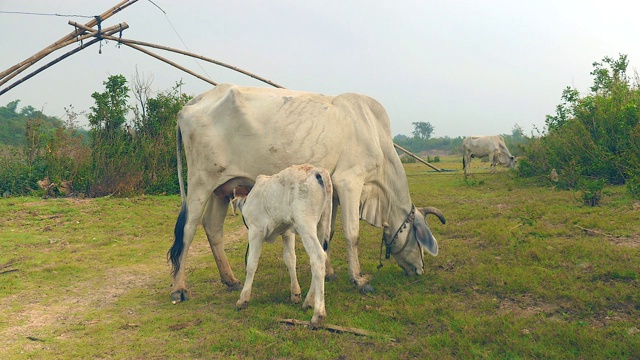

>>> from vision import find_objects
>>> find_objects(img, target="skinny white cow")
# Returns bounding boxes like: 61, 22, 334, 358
168, 83, 446, 303
234, 164, 332, 328
462, 135, 516, 176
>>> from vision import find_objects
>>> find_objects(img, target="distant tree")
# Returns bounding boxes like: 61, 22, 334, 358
412, 121, 434, 140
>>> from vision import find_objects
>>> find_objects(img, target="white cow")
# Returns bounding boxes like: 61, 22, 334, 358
168, 83, 446, 303
233, 164, 332, 328
462, 135, 516, 176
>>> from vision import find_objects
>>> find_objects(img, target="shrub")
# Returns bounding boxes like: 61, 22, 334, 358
519, 54, 640, 198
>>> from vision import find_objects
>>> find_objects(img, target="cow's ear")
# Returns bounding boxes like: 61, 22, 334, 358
413, 215, 438, 256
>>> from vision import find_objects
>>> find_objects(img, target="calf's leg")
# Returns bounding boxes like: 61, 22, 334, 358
282, 230, 301, 304
236, 231, 264, 309
299, 226, 327, 328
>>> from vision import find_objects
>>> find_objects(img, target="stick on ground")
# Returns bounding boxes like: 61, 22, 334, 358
277, 318, 372, 337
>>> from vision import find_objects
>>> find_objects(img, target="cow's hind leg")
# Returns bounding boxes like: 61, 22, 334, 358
282, 230, 301, 304
203, 194, 242, 290
236, 231, 264, 309
170, 197, 208, 303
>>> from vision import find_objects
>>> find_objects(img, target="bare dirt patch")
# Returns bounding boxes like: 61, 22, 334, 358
497, 293, 558, 318
0, 264, 159, 350
609, 234, 640, 248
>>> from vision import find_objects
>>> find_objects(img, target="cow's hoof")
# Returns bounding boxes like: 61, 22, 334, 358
225, 281, 243, 292
359, 283, 375, 294
325, 273, 338, 282
170, 289, 189, 304
236, 300, 248, 310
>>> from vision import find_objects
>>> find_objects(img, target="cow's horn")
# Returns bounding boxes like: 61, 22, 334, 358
420, 206, 446, 224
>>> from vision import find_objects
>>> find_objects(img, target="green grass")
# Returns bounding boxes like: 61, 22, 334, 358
1, 157, 639, 359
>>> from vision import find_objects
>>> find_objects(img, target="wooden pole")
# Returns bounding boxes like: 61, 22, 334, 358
0, 26, 127, 97
393, 143, 441, 172
118, 41, 218, 87
0, 0, 138, 85
93, 33, 285, 89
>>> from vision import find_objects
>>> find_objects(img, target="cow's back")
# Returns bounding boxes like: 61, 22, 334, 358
178, 84, 393, 191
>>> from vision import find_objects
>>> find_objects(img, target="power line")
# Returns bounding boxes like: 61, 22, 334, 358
146, 1, 214, 82
0, 10, 94, 18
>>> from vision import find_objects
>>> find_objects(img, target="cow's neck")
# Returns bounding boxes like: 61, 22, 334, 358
359, 161, 412, 229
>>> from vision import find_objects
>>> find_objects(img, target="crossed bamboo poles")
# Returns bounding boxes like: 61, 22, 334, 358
0, 0, 439, 171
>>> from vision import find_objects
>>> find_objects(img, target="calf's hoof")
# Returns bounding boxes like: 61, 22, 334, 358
291, 293, 302, 304
170, 289, 189, 304
236, 300, 249, 310
310, 315, 325, 329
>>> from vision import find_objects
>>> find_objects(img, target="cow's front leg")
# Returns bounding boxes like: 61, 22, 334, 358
203, 194, 242, 290
282, 230, 301, 304
338, 191, 374, 293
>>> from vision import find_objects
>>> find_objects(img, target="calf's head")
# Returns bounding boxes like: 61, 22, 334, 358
386, 206, 446, 276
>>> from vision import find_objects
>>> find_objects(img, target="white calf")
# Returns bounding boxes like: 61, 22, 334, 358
234, 164, 333, 328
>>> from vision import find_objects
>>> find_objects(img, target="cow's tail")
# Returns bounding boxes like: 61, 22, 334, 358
168, 124, 187, 276
314, 170, 333, 251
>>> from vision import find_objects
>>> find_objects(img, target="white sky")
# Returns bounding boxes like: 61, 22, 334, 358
1, 0, 639, 138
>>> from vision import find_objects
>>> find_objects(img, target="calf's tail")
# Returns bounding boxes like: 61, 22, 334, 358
314, 169, 333, 251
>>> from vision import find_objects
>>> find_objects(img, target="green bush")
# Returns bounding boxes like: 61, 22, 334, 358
519, 54, 640, 198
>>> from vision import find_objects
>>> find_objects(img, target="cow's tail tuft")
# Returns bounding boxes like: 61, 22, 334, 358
169, 202, 187, 276
462, 156, 465, 170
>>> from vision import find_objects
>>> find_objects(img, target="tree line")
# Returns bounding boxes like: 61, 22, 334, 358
1, 53, 638, 199
0, 74, 191, 197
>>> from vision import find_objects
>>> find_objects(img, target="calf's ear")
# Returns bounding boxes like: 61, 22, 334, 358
413, 215, 438, 256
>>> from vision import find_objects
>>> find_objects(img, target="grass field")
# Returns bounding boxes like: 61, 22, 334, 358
1, 156, 639, 359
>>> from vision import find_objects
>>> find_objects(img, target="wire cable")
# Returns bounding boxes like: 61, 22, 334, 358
146, 0, 213, 82
0, 10, 94, 18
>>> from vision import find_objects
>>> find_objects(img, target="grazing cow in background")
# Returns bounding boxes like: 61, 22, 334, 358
233, 164, 333, 328
462, 135, 516, 176
168, 83, 446, 304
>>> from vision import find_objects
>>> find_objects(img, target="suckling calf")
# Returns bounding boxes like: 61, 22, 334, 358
234, 164, 333, 328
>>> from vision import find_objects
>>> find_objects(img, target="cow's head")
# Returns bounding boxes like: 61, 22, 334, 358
507, 156, 516, 169
384, 206, 446, 276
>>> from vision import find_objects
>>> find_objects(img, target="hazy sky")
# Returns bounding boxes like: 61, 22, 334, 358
1, 0, 639, 138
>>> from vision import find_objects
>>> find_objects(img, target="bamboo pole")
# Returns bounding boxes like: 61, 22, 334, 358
0, 26, 128, 97
0, 0, 138, 86
90, 33, 285, 89
393, 143, 441, 172
118, 41, 218, 87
